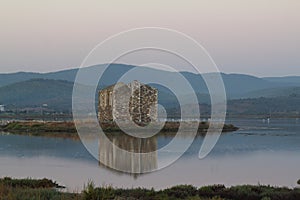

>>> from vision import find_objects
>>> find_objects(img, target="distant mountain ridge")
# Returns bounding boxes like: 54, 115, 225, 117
0, 79, 73, 111
240, 87, 300, 99
263, 76, 300, 84
0, 69, 78, 87
0, 78, 209, 111
0, 64, 299, 100
0, 64, 299, 116
0, 78, 299, 116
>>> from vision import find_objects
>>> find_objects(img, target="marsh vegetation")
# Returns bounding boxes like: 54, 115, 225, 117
0, 121, 238, 139
1, 178, 300, 200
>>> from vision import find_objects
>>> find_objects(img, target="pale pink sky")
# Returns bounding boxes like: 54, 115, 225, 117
0, 0, 299, 76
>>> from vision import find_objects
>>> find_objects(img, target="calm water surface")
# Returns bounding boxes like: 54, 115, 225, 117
0, 118, 299, 191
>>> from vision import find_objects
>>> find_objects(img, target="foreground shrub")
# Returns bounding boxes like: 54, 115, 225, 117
0, 177, 63, 189
83, 181, 115, 200
163, 185, 198, 199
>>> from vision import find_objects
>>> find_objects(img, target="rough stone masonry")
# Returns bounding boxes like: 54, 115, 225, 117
98, 80, 158, 124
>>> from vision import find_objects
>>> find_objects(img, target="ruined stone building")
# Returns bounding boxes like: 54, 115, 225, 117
98, 80, 158, 124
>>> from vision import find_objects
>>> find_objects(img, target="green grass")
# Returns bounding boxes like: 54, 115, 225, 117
0, 121, 238, 140
0, 177, 64, 189
0, 177, 79, 200
1, 178, 300, 200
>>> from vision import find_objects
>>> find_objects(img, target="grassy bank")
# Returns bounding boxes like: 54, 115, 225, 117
0, 121, 238, 139
1, 177, 300, 200
0, 177, 78, 200
0, 121, 78, 139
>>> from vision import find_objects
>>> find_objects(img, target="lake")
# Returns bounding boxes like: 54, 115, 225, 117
0, 118, 300, 191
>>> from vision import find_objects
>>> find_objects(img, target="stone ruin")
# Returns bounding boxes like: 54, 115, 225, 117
98, 80, 158, 124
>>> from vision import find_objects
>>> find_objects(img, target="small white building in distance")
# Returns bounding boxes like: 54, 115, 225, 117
0, 105, 5, 112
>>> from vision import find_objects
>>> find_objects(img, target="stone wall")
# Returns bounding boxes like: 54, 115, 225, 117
98, 81, 158, 124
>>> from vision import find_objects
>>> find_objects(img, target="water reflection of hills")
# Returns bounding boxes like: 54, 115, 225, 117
98, 134, 158, 174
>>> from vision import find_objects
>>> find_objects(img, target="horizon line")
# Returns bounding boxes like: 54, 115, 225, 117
0, 63, 299, 78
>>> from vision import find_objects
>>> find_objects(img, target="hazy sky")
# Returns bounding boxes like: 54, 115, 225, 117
0, 0, 299, 77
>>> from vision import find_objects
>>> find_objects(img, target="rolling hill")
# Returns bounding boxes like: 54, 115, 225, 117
0, 79, 74, 111
1, 64, 299, 99
263, 76, 300, 84
240, 87, 300, 99
0, 78, 298, 117
0, 64, 299, 116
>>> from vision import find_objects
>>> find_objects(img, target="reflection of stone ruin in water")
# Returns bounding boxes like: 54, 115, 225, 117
98, 80, 158, 125
98, 134, 158, 173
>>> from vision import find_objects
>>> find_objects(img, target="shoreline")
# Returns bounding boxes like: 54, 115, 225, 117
1, 113, 300, 122
0, 121, 238, 139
